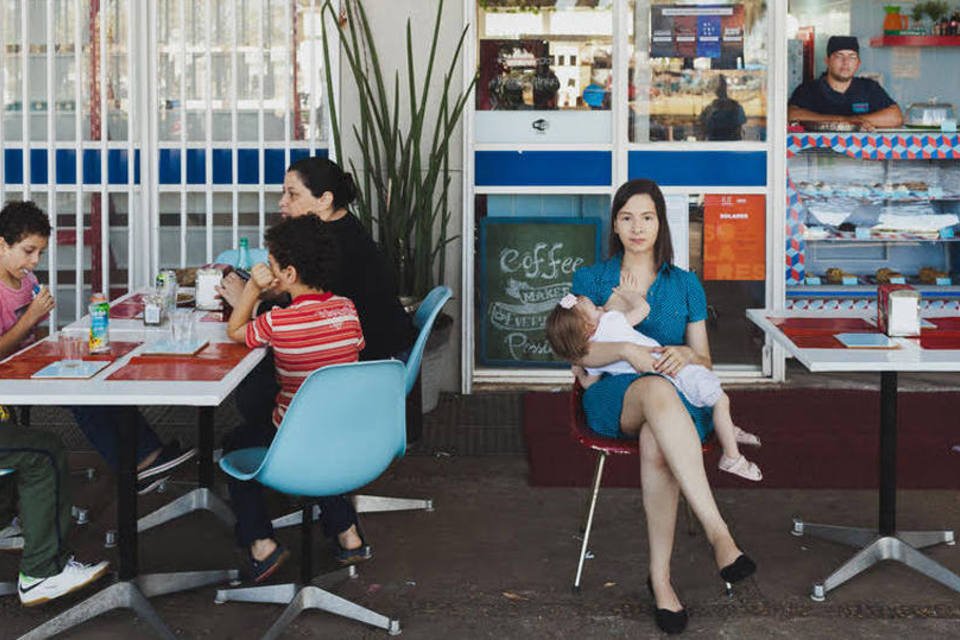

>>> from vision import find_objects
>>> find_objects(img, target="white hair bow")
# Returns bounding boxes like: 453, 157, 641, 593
559, 293, 578, 309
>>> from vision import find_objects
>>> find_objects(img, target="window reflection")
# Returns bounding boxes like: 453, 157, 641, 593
477, 1, 613, 113
630, 0, 767, 142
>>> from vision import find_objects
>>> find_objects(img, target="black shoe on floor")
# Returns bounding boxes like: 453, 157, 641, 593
719, 554, 757, 585
646, 577, 688, 635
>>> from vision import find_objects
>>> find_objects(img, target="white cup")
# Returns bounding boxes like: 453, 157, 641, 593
170, 309, 195, 345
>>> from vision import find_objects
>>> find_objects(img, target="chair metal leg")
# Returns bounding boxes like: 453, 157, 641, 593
573, 452, 606, 593
790, 518, 877, 548
16, 580, 176, 640
215, 566, 400, 638
271, 494, 435, 530
261, 584, 400, 640
0, 582, 16, 597
215, 582, 299, 605
137, 487, 236, 534
355, 494, 433, 514
137, 570, 240, 598
898, 529, 956, 550
271, 504, 318, 529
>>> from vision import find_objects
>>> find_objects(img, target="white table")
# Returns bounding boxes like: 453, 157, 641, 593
747, 309, 959, 601
0, 309, 265, 640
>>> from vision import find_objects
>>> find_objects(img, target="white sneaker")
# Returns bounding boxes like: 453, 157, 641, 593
18, 557, 110, 606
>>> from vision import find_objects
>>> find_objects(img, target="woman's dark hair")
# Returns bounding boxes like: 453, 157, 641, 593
0, 200, 52, 245
608, 178, 673, 269
545, 304, 590, 362
265, 215, 340, 291
287, 157, 358, 210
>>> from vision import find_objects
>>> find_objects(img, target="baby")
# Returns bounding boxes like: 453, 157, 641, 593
545, 289, 762, 481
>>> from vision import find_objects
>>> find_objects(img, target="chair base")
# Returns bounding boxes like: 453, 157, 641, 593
137, 487, 236, 535
791, 518, 959, 601
1, 582, 16, 597
16, 570, 236, 640
214, 566, 400, 638
271, 494, 433, 529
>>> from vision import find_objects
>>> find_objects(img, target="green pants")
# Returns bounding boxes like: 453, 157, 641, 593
0, 423, 73, 578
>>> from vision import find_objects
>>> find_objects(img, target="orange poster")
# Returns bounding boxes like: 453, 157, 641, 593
702, 194, 765, 281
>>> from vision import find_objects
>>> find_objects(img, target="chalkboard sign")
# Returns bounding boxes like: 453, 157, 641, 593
479, 217, 602, 367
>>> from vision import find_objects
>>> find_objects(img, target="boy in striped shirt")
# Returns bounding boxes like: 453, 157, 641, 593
225, 215, 366, 583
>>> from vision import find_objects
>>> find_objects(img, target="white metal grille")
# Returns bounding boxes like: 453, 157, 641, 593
0, 0, 333, 326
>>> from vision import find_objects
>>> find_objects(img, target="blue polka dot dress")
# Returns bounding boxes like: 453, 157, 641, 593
571, 255, 715, 441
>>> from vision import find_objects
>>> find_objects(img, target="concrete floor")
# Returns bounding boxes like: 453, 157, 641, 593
2, 449, 959, 639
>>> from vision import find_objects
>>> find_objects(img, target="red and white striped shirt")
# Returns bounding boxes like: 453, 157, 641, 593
245, 292, 365, 427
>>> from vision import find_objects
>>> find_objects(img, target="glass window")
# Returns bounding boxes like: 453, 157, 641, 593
157, 0, 327, 143
474, 193, 609, 367
629, 1, 768, 143
476, 1, 613, 144
686, 193, 766, 366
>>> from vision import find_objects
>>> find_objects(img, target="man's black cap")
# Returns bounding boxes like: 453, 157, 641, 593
827, 36, 859, 57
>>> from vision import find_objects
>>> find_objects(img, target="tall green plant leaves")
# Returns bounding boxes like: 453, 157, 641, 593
322, 0, 477, 297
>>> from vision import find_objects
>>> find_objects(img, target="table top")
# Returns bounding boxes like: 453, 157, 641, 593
747, 309, 960, 373
0, 293, 264, 406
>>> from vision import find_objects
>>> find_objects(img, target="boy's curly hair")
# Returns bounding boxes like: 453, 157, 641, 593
545, 303, 590, 362
264, 215, 339, 291
0, 201, 52, 245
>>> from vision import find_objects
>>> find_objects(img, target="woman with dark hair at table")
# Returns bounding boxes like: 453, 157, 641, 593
570, 179, 756, 634
217, 157, 416, 564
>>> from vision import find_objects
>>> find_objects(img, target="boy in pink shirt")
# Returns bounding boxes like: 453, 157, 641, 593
0, 201, 109, 605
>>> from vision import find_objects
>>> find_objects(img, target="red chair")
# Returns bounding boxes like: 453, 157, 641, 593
570, 383, 714, 592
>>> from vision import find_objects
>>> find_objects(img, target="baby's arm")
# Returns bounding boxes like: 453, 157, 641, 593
607, 271, 650, 326
607, 288, 650, 327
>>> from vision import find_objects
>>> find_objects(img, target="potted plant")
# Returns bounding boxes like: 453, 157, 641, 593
321, 0, 476, 412
320, 0, 477, 301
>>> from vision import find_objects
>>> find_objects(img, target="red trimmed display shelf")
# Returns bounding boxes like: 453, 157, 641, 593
870, 35, 960, 47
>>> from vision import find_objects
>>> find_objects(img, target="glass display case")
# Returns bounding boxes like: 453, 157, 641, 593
785, 132, 960, 312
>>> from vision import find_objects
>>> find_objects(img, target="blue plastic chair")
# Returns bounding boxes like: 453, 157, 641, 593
214, 247, 269, 267
406, 286, 453, 395
270, 285, 453, 527
214, 360, 404, 637
0, 468, 22, 595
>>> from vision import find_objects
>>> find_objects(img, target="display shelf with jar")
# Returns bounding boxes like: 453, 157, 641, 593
785, 132, 960, 312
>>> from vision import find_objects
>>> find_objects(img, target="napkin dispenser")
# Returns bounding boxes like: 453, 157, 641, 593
877, 284, 920, 337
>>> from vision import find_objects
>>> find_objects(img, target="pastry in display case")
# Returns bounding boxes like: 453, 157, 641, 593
786, 132, 960, 297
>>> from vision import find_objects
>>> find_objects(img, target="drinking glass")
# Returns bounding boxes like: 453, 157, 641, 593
170, 309, 195, 345
59, 331, 87, 368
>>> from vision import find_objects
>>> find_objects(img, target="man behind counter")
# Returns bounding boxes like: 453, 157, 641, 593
788, 35, 903, 131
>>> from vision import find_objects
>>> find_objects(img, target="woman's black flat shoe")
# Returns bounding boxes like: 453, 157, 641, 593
647, 577, 688, 635
719, 554, 757, 585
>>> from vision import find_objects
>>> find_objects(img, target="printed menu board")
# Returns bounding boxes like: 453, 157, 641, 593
651, 3, 744, 67
703, 194, 765, 281
479, 217, 601, 366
